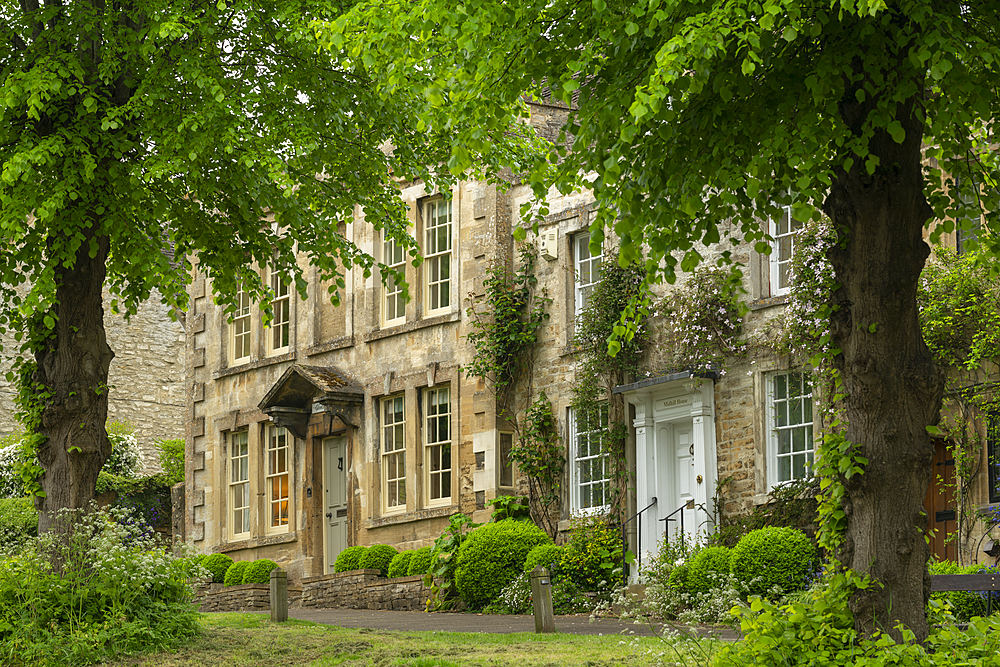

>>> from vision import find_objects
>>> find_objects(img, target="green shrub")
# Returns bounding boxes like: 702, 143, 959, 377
243, 559, 278, 584
0, 506, 199, 664
359, 544, 397, 576
667, 562, 690, 592
223, 561, 250, 586
559, 515, 623, 592
928, 560, 996, 621
730, 526, 815, 596
157, 438, 185, 486
487, 495, 531, 522
388, 550, 414, 578
523, 544, 565, 576
334, 546, 368, 573
407, 546, 434, 576
454, 519, 550, 610
0, 497, 38, 551
202, 553, 234, 583
715, 572, 1000, 666
687, 546, 732, 594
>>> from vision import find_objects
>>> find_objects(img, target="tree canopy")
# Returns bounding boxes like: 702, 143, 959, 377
321, 0, 1000, 639
0, 1, 537, 530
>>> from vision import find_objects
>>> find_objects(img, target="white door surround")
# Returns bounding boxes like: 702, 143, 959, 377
618, 372, 718, 571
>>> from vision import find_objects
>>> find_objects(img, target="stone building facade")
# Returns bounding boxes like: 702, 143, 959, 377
0, 293, 186, 470
183, 102, 997, 579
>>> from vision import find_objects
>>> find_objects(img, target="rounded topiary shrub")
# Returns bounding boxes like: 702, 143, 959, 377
202, 553, 234, 583
334, 545, 369, 573
523, 544, 565, 577
407, 546, 434, 576
730, 527, 816, 596
454, 519, 550, 610
243, 559, 279, 584
388, 550, 415, 578
687, 546, 732, 594
223, 560, 250, 586
359, 544, 398, 576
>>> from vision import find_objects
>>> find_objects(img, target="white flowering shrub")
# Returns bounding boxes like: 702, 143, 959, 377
0, 505, 201, 664
782, 217, 837, 358
0, 437, 27, 498
656, 266, 745, 373
104, 422, 144, 478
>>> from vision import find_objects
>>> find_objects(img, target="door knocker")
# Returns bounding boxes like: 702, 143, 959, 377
338, 457, 344, 471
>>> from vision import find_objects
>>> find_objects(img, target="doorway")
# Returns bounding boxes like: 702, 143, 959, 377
323, 436, 349, 573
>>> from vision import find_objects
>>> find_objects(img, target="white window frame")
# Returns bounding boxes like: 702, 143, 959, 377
424, 386, 452, 506
228, 430, 250, 540
573, 232, 602, 318
230, 283, 252, 365
265, 425, 292, 534
766, 371, 815, 488
422, 199, 453, 315
768, 204, 800, 297
382, 234, 406, 326
569, 404, 610, 515
381, 395, 406, 513
265, 267, 291, 355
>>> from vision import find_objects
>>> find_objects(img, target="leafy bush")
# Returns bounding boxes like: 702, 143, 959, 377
928, 559, 998, 621
223, 561, 250, 586
157, 438, 185, 486
104, 422, 144, 478
0, 434, 28, 498
334, 546, 369, 573
0, 497, 38, 552
712, 477, 819, 547
559, 515, 623, 592
426, 513, 480, 609
523, 544, 565, 576
730, 527, 815, 596
202, 553, 234, 583
0, 506, 200, 664
407, 546, 434, 576
714, 571, 1000, 666
454, 519, 550, 610
487, 495, 531, 522
687, 546, 732, 594
358, 544, 397, 576
388, 550, 414, 578
668, 562, 691, 592
243, 559, 278, 584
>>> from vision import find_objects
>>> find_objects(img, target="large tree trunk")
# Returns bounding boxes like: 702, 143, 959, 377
33, 230, 114, 533
823, 90, 943, 640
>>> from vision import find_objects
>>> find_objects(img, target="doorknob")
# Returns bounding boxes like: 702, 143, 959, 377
325, 512, 333, 518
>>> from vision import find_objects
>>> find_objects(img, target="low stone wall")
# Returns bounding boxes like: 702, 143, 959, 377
193, 582, 302, 612
301, 570, 432, 611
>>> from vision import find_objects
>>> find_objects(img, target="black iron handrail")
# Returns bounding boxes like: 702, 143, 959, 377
660, 498, 696, 548
621, 497, 656, 586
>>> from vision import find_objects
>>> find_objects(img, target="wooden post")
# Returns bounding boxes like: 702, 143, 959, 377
530, 566, 555, 633
270, 568, 288, 622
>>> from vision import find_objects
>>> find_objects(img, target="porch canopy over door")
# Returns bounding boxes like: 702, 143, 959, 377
258, 364, 364, 438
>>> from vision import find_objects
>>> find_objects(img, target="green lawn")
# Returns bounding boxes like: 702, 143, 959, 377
103, 613, 716, 666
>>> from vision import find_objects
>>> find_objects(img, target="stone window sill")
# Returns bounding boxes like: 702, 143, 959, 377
214, 351, 296, 379
215, 531, 298, 553
748, 295, 790, 311
306, 335, 354, 356
366, 505, 458, 529
363, 311, 461, 343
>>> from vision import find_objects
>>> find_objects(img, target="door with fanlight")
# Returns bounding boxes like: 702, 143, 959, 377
323, 437, 349, 573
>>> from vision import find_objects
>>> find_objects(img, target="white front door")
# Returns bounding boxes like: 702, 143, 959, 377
669, 423, 697, 545
323, 436, 348, 574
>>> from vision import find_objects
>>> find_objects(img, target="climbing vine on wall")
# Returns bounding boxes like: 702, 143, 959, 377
464, 243, 550, 415
571, 248, 648, 520
511, 392, 563, 537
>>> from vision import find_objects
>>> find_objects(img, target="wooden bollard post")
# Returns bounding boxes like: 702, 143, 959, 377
530, 566, 555, 633
270, 568, 288, 622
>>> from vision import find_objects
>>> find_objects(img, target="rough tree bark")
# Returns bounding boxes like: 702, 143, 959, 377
824, 81, 944, 639
33, 228, 115, 534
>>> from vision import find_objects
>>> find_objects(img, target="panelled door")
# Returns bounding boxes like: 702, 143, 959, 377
323, 436, 349, 573
924, 439, 956, 561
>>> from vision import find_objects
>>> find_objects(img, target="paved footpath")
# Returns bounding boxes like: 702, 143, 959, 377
247, 608, 740, 640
